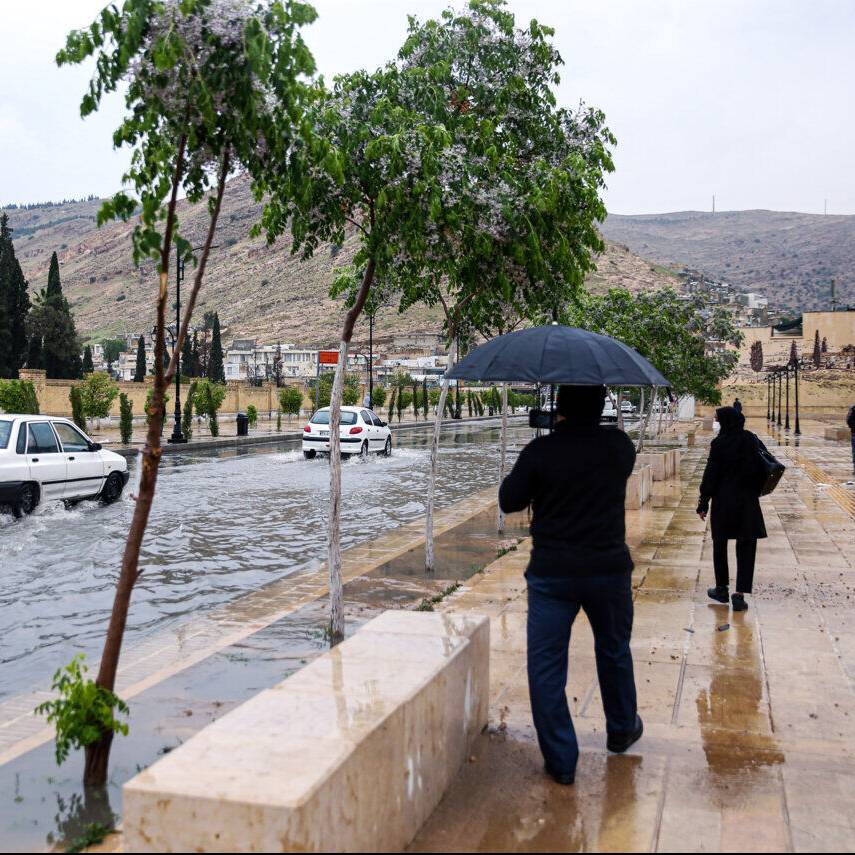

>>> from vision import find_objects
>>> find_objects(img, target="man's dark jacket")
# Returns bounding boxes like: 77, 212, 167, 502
499, 422, 636, 577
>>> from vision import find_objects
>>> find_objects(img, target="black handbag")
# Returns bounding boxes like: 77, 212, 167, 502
754, 437, 785, 496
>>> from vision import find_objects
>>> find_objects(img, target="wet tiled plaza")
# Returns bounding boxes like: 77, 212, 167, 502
413, 420, 855, 852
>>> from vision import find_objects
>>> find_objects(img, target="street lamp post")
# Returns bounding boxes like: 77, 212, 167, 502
776, 369, 782, 427
794, 359, 801, 436
784, 364, 790, 431
766, 371, 772, 422
167, 248, 187, 444
368, 312, 374, 408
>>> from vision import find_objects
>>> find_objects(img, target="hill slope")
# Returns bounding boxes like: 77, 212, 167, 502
601, 209, 855, 314
6, 182, 679, 347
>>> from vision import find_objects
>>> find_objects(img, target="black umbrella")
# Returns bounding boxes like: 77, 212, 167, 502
446, 324, 669, 387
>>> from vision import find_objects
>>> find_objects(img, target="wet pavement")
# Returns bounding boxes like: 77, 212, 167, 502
0, 420, 529, 704
411, 419, 855, 852
0, 469, 529, 851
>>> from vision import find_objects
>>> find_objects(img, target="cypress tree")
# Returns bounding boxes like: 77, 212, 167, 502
27, 334, 43, 369
82, 345, 94, 373
30, 251, 81, 379
181, 331, 193, 378
190, 331, 200, 377
0, 213, 31, 377
208, 312, 225, 383
133, 335, 146, 382
422, 379, 428, 419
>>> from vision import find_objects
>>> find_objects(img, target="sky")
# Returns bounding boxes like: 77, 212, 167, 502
1, 0, 853, 214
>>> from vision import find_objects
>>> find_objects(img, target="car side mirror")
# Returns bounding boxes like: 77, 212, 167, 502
378, 420, 387, 427
88, 441, 102, 452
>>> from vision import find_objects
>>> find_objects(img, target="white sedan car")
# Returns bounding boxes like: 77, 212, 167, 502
302, 406, 392, 459
0, 415, 130, 518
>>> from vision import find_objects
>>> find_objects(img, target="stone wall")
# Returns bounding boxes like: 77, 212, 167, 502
16, 369, 316, 418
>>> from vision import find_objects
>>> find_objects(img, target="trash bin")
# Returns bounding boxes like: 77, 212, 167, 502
236, 412, 249, 436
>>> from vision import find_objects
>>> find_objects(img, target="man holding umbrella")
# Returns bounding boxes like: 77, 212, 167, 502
499, 383, 643, 785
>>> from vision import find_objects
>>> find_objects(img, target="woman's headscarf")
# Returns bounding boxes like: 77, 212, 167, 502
716, 406, 745, 433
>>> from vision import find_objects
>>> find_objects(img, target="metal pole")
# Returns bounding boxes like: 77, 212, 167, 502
368, 313, 374, 407
168, 249, 186, 443
776, 370, 782, 426
766, 371, 772, 422
794, 360, 801, 436
785, 365, 790, 431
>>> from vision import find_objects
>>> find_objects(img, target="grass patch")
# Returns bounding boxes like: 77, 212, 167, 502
416, 582, 461, 612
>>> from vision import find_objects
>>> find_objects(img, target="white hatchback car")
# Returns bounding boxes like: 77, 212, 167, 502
0, 415, 130, 517
302, 406, 392, 459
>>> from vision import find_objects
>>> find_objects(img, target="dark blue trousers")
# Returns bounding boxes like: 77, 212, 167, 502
527, 573, 637, 776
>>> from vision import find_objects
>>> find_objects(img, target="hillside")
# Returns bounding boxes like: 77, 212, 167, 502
601, 210, 855, 314
5, 181, 679, 348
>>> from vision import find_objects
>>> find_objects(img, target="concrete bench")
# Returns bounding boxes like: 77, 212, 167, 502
123, 610, 490, 852
636, 449, 681, 481
627, 464, 652, 509
825, 426, 851, 442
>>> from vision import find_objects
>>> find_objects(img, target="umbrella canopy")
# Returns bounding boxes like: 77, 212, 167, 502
446, 325, 669, 387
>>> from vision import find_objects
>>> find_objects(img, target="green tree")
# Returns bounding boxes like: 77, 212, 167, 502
56, 0, 316, 786
0, 214, 31, 377
370, 385, 387, 409
0, 379, 40, 414
82, 345, 94, 374
562, 288, 742, 405
246, 404, 258, 428
422, 379, 428, 419
133, 335, 146, 382
79, 372, 119, 422
182, 381, 197, 440
208, 313, 225, 383
69, 386, 86, 430
193, 379, 227, 438
27, 334, 44, 370
28, 252, 82, 379
813, 330, 821, 367
278, 385, 303, 421
102, 338, 126, 371
180, 331, 193, 379
119, 393, 133, 444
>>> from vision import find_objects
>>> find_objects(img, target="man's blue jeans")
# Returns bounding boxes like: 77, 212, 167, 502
527, 572, 637, 776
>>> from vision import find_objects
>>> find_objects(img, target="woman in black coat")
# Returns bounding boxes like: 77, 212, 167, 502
697, 407, 767, 611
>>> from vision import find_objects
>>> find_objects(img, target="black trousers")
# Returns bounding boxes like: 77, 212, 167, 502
527, 573, 637, 776
713, 538, 756, 593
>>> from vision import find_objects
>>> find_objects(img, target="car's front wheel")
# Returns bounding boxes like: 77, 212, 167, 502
100, 472, 125, 505
13, 484, 38, 519
383, 436, 392, 457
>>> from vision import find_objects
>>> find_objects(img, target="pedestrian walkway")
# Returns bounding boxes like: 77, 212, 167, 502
413, 425, 855, 852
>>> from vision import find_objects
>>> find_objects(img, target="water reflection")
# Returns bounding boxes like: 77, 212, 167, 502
0, 422, 531, 701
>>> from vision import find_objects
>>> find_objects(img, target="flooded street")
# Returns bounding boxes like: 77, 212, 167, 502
0, 420, 532, 701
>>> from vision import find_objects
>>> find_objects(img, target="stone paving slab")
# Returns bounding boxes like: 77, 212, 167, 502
411, 423, 855, 853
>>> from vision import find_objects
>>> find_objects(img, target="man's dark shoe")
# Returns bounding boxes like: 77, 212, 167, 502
607, 715, 644, 754
731, 593, 748, 612
544, 763, 575, 785
707, 585, 729, 604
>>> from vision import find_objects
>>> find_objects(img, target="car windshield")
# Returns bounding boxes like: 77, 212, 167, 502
310, 410, 357, 426
0, 420, 11, 449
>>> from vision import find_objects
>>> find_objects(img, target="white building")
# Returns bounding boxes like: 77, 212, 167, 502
225, 340, 318, 381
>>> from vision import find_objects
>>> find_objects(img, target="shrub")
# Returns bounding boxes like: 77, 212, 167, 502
69, 386, 86, 430
371, 386, 387, 409
246, 404, 258, 428
80, 372, 119, 421
182, 382, 197, 440
0, 379, 40, 414
118, 393, 133, 444
278, 386, 303, 420
35, 655, 129, 767
193, 380, 227, 437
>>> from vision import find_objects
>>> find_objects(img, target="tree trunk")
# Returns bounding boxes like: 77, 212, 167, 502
497, 382, 508, 533
326, 340, 348, 645
636, 386, 656, 453
324, 257, 375, 645
83, 732, 113, 788
616, 390, 624, 431
425, 340, 458, 572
